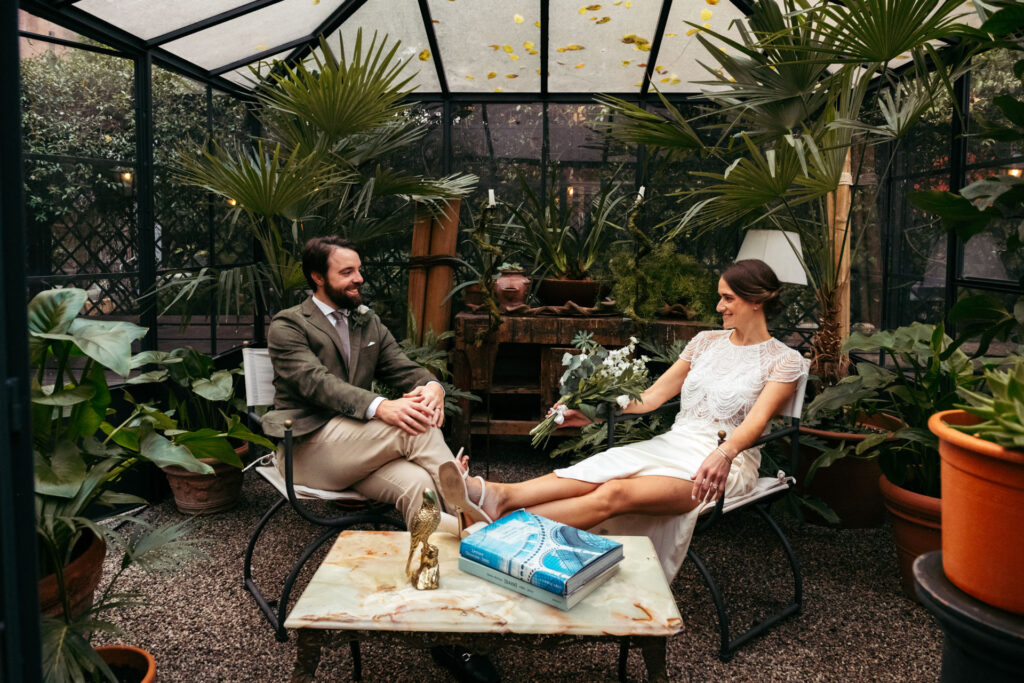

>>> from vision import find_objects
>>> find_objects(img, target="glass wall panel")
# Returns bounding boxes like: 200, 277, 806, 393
76, 0, 253, 42
548, 1, 660, 93
968, 48, 1024, 168
428, 0, 539, 93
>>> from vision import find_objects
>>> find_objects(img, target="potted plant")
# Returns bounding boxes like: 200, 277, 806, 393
42, 519, 208, 683
505, 166, 624, 307
159, 346, 274, 514
928, 358, 1024, 615
830, 323, 980, 597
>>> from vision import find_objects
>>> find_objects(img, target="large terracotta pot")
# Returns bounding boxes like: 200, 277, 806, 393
879, 473, 941, 601
931, 409, 1024, 615
494, 270, 530, 311
163, 446, 247, 515
797, 422, 893, 528
535, 277, 606, 307
95, 645, 156, 683
38, 529, 106, 618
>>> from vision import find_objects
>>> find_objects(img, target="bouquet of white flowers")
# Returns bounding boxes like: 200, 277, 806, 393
530, 331, 651, 448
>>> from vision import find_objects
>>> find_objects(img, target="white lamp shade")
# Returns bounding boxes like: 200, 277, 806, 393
735, 230, 808, 285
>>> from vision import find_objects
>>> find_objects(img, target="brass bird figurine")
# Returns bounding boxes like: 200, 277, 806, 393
406, 489, 442, 586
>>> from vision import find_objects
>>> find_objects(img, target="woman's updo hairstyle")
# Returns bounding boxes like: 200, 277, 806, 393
721, 259, 783, 318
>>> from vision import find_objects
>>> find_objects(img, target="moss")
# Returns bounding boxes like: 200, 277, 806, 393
610, 243, 718, 323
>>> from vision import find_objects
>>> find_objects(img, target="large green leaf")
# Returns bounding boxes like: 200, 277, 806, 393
66, 318, 147, 377
174, 429, 241, 467
138, 429, 212, 473
34, 441, 87, 498
31, 382, 94, 407
190, 369, 235, 403
27, 287, 87, 336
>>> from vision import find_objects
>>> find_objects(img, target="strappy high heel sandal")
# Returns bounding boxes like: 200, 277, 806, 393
439, 459, 494, 538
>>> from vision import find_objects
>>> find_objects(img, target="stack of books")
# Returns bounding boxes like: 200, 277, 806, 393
458, 509, 624, 610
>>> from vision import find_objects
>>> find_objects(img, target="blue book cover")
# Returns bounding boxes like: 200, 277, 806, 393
459, 509, 623, 596
458, 557, 620, 610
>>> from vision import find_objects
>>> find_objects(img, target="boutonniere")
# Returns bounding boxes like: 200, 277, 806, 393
350, 304, 373, 328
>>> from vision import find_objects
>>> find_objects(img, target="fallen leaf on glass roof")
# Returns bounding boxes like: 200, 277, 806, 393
510, 54, 519, 60
706, 0, 720, 4
257, 44, 268, 50
529, 50, 538, 55
465, 75, 474, 79
703, 23, 711, 29
634, 81, 642, 86
557, 47, 566, 52
625, 1, 632, 7
589, 17, 597, 21
578, 8, 586, 14
312, 0, 319, 4
488, 72, 497, 79
575, 63, 585, 69
536, 21, 541, 27
419, 50, 431, 61
622, 60, 631, 65
666, 32, 677, 37
567, 44, 584, 51
489, 44, 500, 50
702, 9, 713, 20
506, 74, 518, 78
494, 87, 503, 92
671, 77, 680, 84
524, 41, 535, 50
661, 77, 670, 83
686, 28, 699, 36
503, 45, 513, 52
514, 14, 524, 23
586, 3, 602, 9
596, 17, 610, 24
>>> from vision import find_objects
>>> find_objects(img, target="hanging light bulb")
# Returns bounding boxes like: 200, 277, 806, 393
227, 198, 238, 206
120, 171, 132, 182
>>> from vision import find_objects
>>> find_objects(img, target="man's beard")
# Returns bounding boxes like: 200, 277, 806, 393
323, 279, 362, 310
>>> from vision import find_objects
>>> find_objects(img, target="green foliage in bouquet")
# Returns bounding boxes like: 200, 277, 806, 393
530, 331, 650, 448
954, 357, 1024, 450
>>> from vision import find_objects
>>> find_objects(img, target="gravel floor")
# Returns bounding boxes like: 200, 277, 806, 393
95, 440, 942, 682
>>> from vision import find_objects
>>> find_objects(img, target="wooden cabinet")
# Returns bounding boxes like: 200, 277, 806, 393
451, 312, 712, 444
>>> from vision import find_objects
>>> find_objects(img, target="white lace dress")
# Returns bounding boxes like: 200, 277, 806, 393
554, 329, 808, 580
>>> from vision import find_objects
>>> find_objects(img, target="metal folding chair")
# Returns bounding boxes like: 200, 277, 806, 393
240, 347, 403, 649
608, 372, 807, 663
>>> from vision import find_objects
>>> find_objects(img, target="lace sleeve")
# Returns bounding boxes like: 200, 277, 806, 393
679, 331, 711, 363
767, 346, 809, 384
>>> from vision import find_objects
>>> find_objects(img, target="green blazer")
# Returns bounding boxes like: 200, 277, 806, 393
262, 296, 434, 438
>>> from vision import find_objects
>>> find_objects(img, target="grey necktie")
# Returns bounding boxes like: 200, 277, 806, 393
331, 310, 351, 367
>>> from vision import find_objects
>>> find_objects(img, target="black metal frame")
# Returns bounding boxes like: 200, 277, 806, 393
242, 421, 404, 645
605, 401, 803, 663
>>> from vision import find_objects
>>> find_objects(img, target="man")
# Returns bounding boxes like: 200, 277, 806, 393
264, 235, 462, 535
264, 236, 499, 682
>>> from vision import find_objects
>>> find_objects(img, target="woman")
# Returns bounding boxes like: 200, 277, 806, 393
440, 259, 808, 573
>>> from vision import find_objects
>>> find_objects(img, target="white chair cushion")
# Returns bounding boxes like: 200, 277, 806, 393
716, 471, 795, 516
255, 465, 370, 503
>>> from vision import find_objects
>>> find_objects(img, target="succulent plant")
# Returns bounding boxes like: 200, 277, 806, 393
954, 357, 1024, 450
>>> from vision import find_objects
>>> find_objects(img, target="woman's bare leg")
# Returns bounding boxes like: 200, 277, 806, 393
465, 473, 599, 521
527, 476, 700, 530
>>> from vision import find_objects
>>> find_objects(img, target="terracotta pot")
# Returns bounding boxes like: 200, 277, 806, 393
95, 645, 156, 683
38, 529, 106, 619
535, 277, 606, 307
494, 270, 530, 311
797, 423, 890, 528
931, 409, 1024, 615
879, 473, 941, 601
163, 446, 246, 515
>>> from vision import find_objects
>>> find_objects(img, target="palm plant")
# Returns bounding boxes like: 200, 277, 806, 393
597, 0, 973, 386
166, 29, 476, 318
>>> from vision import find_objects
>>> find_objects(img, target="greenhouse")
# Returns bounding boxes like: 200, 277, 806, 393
2, 1, 1023, 681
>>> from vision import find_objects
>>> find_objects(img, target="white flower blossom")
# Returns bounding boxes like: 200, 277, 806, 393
355, 304, 370, 315
616, 394, 630, 409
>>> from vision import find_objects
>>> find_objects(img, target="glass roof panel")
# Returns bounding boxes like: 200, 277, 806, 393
427, 0, 540, 94
320, 0, 441, 93
548, 1, 661, 93
220, 51, 293, 87
657, 0, 749, 94
75, 1, 257, 42
160, 0, 345, 72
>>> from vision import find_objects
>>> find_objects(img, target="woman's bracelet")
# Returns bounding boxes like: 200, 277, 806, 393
715, 445, 734, 464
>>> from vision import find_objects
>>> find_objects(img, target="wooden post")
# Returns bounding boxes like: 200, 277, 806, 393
829, 151, 854, 343
408, 210, 433, 344
421, 200, 461, 342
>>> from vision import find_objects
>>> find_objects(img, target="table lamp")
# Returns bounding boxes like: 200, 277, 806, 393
735, 229, 808, 285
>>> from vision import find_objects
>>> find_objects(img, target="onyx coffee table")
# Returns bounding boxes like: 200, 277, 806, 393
285, 530, 682, 681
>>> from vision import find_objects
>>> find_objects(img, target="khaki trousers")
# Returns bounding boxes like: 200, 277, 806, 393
277, 416, 455, 528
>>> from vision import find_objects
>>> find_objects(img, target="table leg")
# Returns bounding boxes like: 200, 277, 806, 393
291, 629, 325, 683
638, 636, 668, 683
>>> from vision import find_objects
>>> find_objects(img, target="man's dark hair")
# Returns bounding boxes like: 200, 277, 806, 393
302, 236, 359, 291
